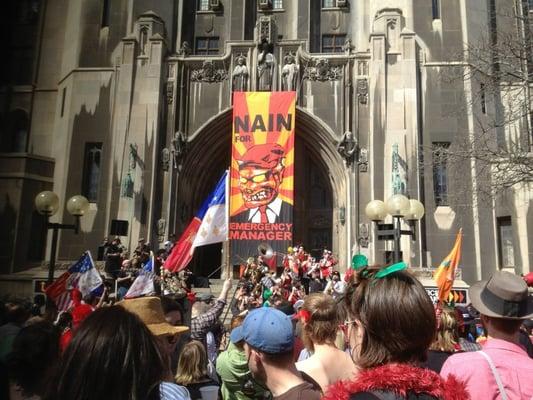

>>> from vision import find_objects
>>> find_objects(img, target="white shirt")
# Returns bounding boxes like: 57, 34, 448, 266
247, 197, 283, 223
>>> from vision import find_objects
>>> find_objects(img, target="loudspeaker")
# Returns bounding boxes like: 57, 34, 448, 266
110, 219, 129, 236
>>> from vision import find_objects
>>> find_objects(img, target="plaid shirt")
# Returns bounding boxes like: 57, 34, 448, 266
190, 299, 226, 342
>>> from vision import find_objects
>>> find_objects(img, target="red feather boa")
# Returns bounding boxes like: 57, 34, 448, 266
323, 363, 469, 400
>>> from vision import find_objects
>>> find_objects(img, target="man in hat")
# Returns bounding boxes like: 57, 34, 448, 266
104, 237, 122, 279
454, 305, 481, 352
441, 271, 533, 399
238, 307, 321, 400
190, 278, 232, 345
217, 316, 270, 400
133, 238, 150, 265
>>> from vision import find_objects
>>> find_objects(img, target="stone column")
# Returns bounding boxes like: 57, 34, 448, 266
367, 31, 386, 264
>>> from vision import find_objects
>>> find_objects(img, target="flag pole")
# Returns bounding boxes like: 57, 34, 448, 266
224, 168, 231, 279
226, 240, 232, 278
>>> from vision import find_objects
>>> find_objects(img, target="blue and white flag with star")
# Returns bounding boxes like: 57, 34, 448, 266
67, 251, 103, 298
192, 171, 228, 248
125, 251, 155, 299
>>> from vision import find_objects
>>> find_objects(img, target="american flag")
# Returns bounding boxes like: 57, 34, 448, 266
45, 272, 73, 312
45, 251, 103, 312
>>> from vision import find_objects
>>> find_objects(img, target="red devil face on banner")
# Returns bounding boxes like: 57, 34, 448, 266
237, 143, 285, 209
229, 91, 296, 265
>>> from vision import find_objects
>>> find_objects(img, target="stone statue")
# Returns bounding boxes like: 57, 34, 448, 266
337, 131, 358, 165
177, 41, 191, 56
281, 52, 299, 91
391, 143, 407, 195
172, 131, 186, 168
157, 218, 166, 242
257, 40, 275, 91
232, 55, 249, 91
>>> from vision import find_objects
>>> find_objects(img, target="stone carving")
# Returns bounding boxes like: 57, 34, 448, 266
386, 17, 399, 52
139, 26, 149, 55
172, 131, 187, 168
258, 16, 275, 44
358, 147, 368, 172
281, 52, 299, 91
303, 59, 342, 82
177, 41, 191, 55
167, 63, 175, 79
166, 82, 174, 104
337, 131, 358, 165
357, 78, 368, 104
357, 60, 368, 76
161, 148, 170, 171
257, 40, 275, 91
157, 218, 166, 242
343, 38, 354, 54
190, 60, 228, 83
358, 223, 369, 248
232, 54, 249, 91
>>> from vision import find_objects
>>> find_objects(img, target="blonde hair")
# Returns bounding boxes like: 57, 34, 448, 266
301, 293, 339, 351
430, 306, 458, 352
175, 341, 208, 385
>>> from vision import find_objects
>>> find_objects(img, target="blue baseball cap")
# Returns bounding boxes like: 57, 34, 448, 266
241, 308, 294, 354
230, 325, 244, 344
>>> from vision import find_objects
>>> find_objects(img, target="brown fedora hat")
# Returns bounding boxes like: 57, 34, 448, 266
118, 297, 189, 337
469, 271, 533, 320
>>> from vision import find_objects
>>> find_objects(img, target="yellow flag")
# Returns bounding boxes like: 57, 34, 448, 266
433, 229, 463, 303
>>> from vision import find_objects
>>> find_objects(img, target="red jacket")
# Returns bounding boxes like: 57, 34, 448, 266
323, 363, 469, 400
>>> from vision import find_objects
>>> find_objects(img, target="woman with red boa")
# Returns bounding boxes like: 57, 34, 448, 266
323, 263, 469, 400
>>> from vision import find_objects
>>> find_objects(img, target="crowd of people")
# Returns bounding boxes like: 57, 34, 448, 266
99, 236, 213, 301
0, 241, 532, 400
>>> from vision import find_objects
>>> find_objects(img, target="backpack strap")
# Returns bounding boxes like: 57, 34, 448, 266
478, 351, 508, 400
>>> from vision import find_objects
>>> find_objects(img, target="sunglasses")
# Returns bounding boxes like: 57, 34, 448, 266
339, 319, 358, 335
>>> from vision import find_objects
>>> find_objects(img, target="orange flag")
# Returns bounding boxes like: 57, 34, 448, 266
433, 229, 463, 303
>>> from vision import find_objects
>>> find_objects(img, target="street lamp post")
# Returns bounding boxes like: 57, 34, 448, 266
34, 191, 90, 284
365, 194, 425, 263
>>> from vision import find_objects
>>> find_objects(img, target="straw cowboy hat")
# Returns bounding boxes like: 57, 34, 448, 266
469, 271, 533, 320
118, 296, 189, 337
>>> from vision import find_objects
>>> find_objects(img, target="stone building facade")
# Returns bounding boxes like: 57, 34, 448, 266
1, 0, 531, 284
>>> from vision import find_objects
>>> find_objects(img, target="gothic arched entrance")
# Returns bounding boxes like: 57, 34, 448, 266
176, 107, 347, 276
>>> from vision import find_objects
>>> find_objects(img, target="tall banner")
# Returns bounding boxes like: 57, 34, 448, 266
229, 91, 296, 265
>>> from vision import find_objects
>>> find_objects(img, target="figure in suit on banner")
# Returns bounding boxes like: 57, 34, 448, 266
233, 143, 292, 224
